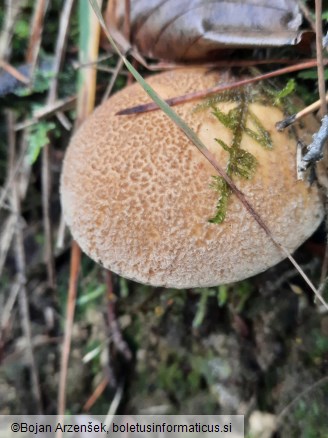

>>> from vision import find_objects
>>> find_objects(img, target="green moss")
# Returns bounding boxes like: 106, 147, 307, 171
209, 176, 231, 223
198, 86, 276, 223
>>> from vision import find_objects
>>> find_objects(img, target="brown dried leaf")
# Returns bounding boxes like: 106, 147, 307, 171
107, 0, 303, 61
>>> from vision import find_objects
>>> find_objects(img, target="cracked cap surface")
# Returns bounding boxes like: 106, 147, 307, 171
60, 68, 324, 288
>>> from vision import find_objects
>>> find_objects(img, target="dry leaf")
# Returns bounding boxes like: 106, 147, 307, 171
107, 0, 303, 61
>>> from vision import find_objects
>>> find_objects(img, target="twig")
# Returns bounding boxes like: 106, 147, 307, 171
94, 65, 128, 75
0, 137, 29, 208
41, 142, 55, 288
102, 56, 124, 102
0, 125, 32, 341
41, 0, 74, 290
42, 0, 74, 289
82, 376, 109, 411
48, 0, 75, 131
47, 0, 74, 102
299, 115, 328, 171
103, 384, 124, 429
0, 133, 31, 219
25, 0, 48, 78
14, 95, 77, 131
0, 0, 27, 60
116, 59, 328, 115
0, 106, 17, 282
298, 0, 316, 31
127, 47, 312, 72
0, 214, 16, 276
276, 94, 328, 131
56, 214, 66, 250
72, 53, 113, 69
315, 0, 327, 116
260, 259, 319, 294
147, 57, 310, 71
8, 111, 43, 413
124, 0, 131, 40
2, 335, 60, 366
0, 60, 30, 84
0, 280, 20, 335
106, 270, 132, 361
57, 0, 102, 419
296, 140, 306, 180
16, 132, 32, 205
55, 111, 72, 130
57, 240, 81, 416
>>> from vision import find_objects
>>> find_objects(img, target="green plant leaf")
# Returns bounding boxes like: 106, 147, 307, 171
27, 121, 56, 164
273, 78, 296, 105
217, 285, 228, 307
77, 285, 105, 306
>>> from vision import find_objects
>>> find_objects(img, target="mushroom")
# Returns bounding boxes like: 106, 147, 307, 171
60, 68, 324, 288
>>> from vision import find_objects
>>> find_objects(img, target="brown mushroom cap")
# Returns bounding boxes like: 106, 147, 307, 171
60, 68, 324, 288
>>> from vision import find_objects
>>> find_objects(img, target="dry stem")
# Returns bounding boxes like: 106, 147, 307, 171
8, 111, 43, 413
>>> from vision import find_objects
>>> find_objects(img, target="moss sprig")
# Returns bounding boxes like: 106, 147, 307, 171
203, 87, 273, 223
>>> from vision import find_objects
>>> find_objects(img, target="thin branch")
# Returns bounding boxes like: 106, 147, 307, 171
276, 94, 328, 131
14, 95, 77, 131
82, 376, 109, 411
102, 56, 124, 102
56, 214, 66, 250
150, 57, 305, 70
298, 0, 316, 31
0, 0, 28, 60
72, 53, 113, 69
25, 0, 48, 75
47, 0, 74, 102
103, 384, 124, 428
106, 270, 132, 361
0, 136, 29, 209
8, 111, 43, 413
0, 214, 16, 276
41, 142, 55, 288
55, 111, 72, 131
124, 0, 131, 41
57, 0, 102, 418
94, 65, 128, 74
0, 60, 30, 84
116, 59, 328, 115
57, 240, 81, 416
0, 281, 20, 333
299, 115, 328, 171
41, 0, 74, 290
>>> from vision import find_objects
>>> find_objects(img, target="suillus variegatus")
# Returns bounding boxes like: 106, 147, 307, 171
60, 68, 324, 288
